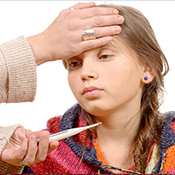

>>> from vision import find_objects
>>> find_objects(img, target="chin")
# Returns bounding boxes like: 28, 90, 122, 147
78, 99, 111, 115
83, 105, 107, 117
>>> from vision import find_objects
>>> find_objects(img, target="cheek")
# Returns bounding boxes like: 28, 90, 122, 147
104, 62, 128, 83
68, 73, 80, 98
68, 74, 76, 93
107, 61, 142, 92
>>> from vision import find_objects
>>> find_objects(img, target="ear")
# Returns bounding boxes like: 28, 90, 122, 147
141, 65, 155, 84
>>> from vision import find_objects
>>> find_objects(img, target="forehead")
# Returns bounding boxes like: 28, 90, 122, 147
91, 36, 137, 58
79, 36, 133, 57
109, 36, 139, 58
104, 36, 132, 52
66, 36, 138, 62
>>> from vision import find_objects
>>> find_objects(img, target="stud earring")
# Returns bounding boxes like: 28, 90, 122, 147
144, 76, 148, 80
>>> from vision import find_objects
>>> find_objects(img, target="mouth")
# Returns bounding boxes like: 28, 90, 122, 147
82, 86, 103, 98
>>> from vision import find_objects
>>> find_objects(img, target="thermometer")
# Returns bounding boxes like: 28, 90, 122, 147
37, 122, 102, 145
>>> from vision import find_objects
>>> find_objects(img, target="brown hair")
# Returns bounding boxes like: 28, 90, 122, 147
64, 4, 169, 174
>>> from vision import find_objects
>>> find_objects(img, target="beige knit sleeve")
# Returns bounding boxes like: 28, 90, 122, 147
0, 36, 37, 173
0, 161, 24, 174
0, 124, 24, 174
0, 35, 37, 103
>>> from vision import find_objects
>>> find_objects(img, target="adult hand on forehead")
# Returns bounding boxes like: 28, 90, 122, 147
27, 2, 124, 65
1, 128, 59, 166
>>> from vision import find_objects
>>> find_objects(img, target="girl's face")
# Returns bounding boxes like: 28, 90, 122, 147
66, 38, 152, 118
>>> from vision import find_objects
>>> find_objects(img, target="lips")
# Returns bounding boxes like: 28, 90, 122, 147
82, 86, 102, 98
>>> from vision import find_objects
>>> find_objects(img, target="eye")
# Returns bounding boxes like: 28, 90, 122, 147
99, 55, 112, 60
68, 61, 82, 69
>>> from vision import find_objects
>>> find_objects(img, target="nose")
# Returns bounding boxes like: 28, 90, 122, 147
81, 61, 98, 82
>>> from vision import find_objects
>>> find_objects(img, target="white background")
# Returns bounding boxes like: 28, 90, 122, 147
0, 1, 175, 131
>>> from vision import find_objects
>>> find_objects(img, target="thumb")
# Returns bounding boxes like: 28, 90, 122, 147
1, 138, 28, 166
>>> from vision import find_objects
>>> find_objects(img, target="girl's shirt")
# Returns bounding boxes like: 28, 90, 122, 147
23, 104, 175, 174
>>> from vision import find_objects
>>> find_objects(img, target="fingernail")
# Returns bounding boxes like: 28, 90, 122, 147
106, 36, 112, 41
113, 9, 118, 14
31, 135, 36, 141
115, 26, 121, 33
42, 135, 49, 141
119, 16, 124, 22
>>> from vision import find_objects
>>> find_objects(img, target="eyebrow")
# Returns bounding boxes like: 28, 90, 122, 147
99, 40, 120, 51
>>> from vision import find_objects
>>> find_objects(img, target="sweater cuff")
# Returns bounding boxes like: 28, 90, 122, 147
0, 36, 37, 103
0, 160, 24, 174
0, 124, 23, 173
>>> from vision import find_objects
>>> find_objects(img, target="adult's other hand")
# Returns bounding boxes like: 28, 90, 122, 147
1, 128, 58, 166
28, 2, 124, 65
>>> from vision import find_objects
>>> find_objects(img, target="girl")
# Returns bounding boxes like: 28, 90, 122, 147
23, 4, 175, 174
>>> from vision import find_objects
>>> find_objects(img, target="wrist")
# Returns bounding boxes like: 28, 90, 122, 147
27, 33, 51, 66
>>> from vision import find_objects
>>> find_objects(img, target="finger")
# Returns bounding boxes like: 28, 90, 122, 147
14, 138, 28, 160
29, 130, 50, 139
78, 7, 119, 19
94, 26, 121, 38
48, 141, 59, 154
73, 2, 95, 10
83, 15, 124, 28
35, 134, 50, 162
24, 135, 38, 164
80, 36, 113, 51
25, 129, 33, 137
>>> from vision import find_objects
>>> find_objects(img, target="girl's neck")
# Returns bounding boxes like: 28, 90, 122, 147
94, 107, 141, 147
93, 110, 140, 170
